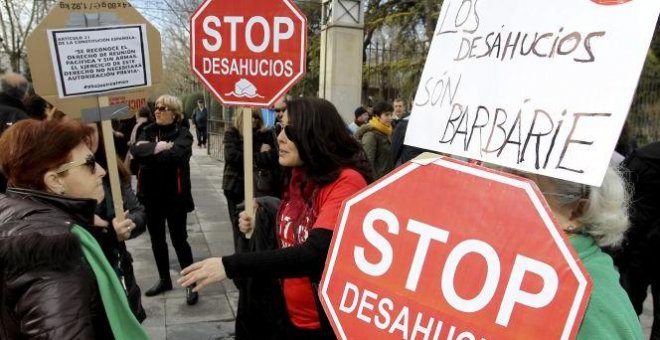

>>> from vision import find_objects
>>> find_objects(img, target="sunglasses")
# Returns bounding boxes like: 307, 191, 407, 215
155, 106, 170, 112
273, 107, 286, 113
54, 154, 97, 175
275, 123, 295, 139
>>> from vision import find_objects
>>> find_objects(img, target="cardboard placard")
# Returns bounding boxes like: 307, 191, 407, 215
26, 0, 162, 122
407, 0, 660, 186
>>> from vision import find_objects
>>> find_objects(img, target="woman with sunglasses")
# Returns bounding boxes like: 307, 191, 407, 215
130, 94, 198, 305
180, 97, 372, 339
519, 167, 643, 339
0, 119, 148, 339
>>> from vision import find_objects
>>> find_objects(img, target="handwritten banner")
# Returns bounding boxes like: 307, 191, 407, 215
408, 0, 660, 186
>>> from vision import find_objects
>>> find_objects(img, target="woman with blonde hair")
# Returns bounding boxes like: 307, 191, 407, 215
521, 166, 643, 339
130, 94, 197, 305
222, 108, 279, 251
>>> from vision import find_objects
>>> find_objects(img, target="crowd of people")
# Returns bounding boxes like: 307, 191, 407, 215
0, 68, 657, 340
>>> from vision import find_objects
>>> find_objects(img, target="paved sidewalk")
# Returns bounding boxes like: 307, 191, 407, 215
126, 145, 239, 340
127, 143, 655, 339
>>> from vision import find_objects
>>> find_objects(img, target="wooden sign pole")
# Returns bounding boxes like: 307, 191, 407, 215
242, 107, 255, 238
101, 118, 125, 222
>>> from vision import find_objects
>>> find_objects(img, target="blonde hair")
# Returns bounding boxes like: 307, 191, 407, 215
232, 108, 265, 136
155, 94, 183, 122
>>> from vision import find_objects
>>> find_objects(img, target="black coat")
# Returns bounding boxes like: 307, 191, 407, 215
223, 127, 280, 198
131, 122, 195, 212
0, 93, 29, 193
93, 180, 147, 322
0, 188, 113, 339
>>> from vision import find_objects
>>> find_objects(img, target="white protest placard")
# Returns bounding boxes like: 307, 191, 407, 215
407, 0, 660, 186
47, 24, 151, 98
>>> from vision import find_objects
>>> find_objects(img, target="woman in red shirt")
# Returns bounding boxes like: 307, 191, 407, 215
179, 97, 372, 338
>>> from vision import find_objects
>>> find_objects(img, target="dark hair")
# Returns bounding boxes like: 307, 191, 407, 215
354, 106, 368, 119
24, 95, 50, 120
372, 101, 393, 117
138, 106, 152, 119
0, 119, 94, 190
94, 122, 131, 184
197, 99, 204, 104
285, 97, 373, 187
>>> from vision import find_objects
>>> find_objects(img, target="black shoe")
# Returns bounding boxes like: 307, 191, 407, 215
186, 286, 199, 305
145, 279, 172, 297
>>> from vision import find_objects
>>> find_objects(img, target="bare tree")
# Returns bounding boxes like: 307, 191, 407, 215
0, 0, 54, 72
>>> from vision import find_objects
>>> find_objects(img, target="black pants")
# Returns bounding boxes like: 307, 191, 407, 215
196, 125, 207, 146
224, 190, 244, 252
619, 258, 660, 339
146, 206, 194, 282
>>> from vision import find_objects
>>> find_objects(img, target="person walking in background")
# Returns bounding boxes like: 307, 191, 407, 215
518, 167, 643, 339
0, 119, 148, 339
192, 99, 209, 148
0, 71, 30, 193
356, 101, 394, 179
130, 95, 198, 305
179, 97, 372, 339
90, 123, 148, 322
347, 106, 369, 134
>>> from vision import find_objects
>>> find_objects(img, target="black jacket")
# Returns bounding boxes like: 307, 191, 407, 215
223, 127, 280, 197
93, 180, 147, 322
390, 116, 429, 168
0, 188, 112, 340
0, 93, 28, 136
131, 122, 195, 212
0, 93, 29, 193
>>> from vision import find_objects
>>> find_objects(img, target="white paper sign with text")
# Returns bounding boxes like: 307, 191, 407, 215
47, 24, 151, 98
407, 0, 660, 186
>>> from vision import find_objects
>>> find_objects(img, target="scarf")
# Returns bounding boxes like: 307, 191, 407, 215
369, 116, 393, 136
71, 225, 148, 340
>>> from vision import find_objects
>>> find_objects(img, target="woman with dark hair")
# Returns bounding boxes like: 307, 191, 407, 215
356, 101, 395, 179
0, 119, 147, 339
180, 97, 372, 339
130, 94, 197, 305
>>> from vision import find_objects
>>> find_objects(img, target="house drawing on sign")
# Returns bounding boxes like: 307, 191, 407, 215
225, 79, 264, 99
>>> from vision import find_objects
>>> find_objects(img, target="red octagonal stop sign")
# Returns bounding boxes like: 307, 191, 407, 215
190, 0, 306, 107
320, 157, 592, 339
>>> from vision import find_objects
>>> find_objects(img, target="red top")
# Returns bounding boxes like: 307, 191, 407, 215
278, 168, 367, 329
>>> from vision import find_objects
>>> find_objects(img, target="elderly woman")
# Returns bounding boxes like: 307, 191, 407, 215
130, 94, 197, 305
0, 119, 147, 339
522, 167, 643, 339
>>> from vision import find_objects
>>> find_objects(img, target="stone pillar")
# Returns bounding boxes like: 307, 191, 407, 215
319, 0, 364, 123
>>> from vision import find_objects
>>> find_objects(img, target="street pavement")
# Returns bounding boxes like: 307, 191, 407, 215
126, 144, 239, 340
126, 141, 655, 339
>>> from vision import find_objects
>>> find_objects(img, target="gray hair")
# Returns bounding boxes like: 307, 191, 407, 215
0, 72, 28, 100
542, 166, 631, 247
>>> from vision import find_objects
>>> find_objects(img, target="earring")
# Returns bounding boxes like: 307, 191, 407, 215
565, 225, 578, 233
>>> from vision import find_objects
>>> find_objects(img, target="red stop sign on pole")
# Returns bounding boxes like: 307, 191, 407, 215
190, 0, 307, 107
320, 157, 592, 339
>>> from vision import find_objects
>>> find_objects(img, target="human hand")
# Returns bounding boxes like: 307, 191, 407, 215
260, 144, 271, 152
154, 141, 173, 154
113, 211, 135, 241
94, 214, 109, 228
178, 257, 226, 292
